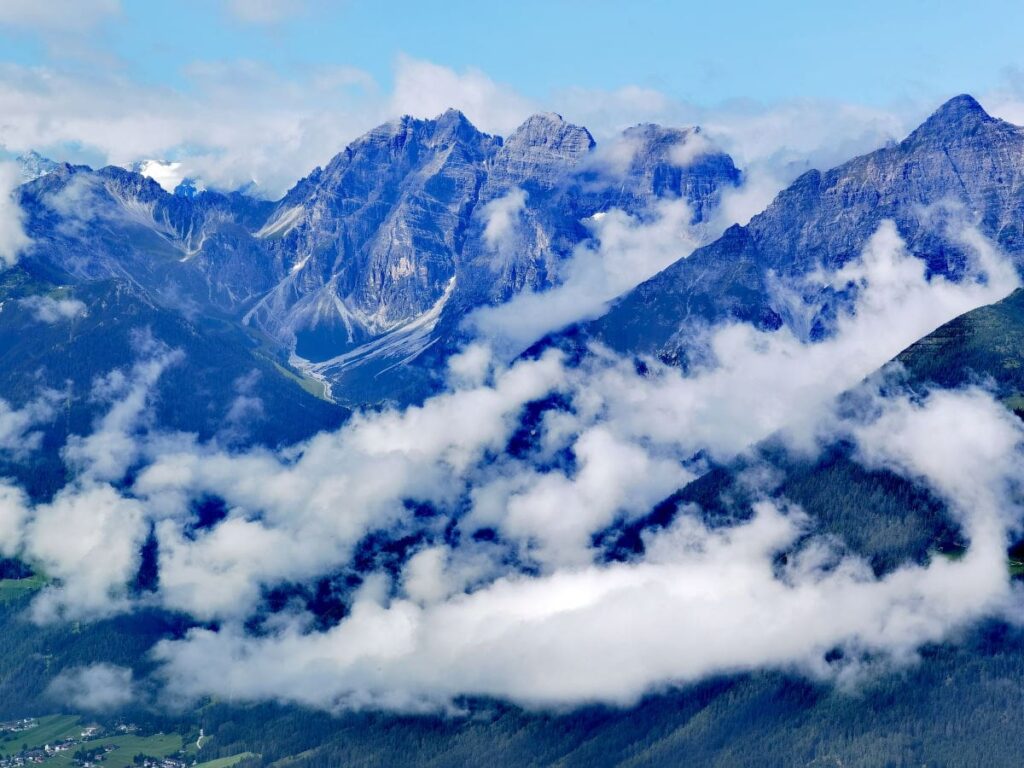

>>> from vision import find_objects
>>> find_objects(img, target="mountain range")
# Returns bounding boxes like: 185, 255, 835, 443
586, 94, 1024, 360
5, 93, 1024, 767
7, 109, 739, 408
7, 94, 1022, 423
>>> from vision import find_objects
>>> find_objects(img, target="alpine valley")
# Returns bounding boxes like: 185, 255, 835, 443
3, 91, 1024, 768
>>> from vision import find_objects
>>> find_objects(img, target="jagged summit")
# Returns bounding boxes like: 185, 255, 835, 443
488, 113, 595, 192
908, 93, 1003, 144
618, 123, 711, 167
428, 107, 488, 143
336, 109, 495, 158
517, 111, 570, 126
570, 120, 738, 221
930, 93, 989, 122
505, 112, 595, 149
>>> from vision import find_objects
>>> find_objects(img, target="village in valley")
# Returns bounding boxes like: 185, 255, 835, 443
0, 718, 235, 768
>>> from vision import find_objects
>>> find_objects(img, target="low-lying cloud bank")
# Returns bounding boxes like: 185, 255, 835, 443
154, 387, 1019, 708
0, 213, 1021, 712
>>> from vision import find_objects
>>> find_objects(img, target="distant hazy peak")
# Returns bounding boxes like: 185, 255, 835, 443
15, 150, 60, 183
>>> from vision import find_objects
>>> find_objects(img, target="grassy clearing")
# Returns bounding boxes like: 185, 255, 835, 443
269, 359, 330, 401
0, 574, 47, 603
195, 752, 258, 768
46, 732, 183, 768
1002, 389, 1024, 410
244, 326, 331, 403
0, 715, 82, 755
935, 548, 1024, 577
267, 747, 321, 768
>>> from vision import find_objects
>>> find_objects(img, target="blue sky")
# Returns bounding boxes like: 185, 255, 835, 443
2, 0, 1024, 195
5, 0, 1024, 106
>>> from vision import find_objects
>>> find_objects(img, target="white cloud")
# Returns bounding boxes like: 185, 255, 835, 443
852, 387, 1024, 532
481, 188, 527, 251
0, 52, 955, 208
136, 160, 187, 193
134, 349, 566, 620
554, 221, 1019, 464
19, 294, 87, 323
445, 342, 494, 389
468, 198, 706, 355
0, 0, 119, 32
0, 341, 178, 621
555, 89, 919, 185
153, 386, 1022, 709
46, 664, 136, 711
470, 427, 689, 567
0, 391, 60, 456
0, 162, 30, 268
401, 546, 454, 604
389, 55, 537, 137
711, 165, 785, 228
699, 100, 911, 177
667, 130, 714, 167
26, 483, 148, 622
63, 340, 182, 483
0, 61, 380, 197
0, 482, 29, 557
219, 373, 265, 445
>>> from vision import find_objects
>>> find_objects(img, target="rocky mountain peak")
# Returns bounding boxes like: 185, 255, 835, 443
488, 112, 595, 193
929, 93, 990, 122
618, 123, 709, 166
505, 113, 595, 152
430, 108, 490, 145
566, 121, 739, 221
908, 93, 1001, 145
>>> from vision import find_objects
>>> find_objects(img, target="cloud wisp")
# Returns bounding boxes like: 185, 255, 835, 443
19, 294, 87, 323
468, 198, 707, 356
0, 162, 30, 268
46, 663, 137, 712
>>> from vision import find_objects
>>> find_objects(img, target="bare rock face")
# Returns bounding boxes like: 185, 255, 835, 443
245, 110, 503, 361
487, 112, 596, 192
238, 109, 739, 403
